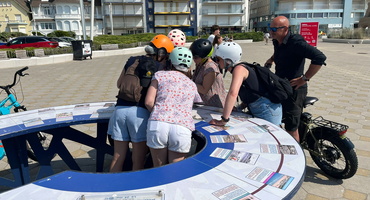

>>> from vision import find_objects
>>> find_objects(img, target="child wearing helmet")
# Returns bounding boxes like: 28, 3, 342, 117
167, 29, 186, 47
144, 34, 174, 70
190, 39, 227, 108
108, 34, 173, 172
145, 47, 202, 166
209, 42, 282, 126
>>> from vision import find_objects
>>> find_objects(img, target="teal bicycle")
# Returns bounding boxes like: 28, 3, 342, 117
0, 67, 51, 161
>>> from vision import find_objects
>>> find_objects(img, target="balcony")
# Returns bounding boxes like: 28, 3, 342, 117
201, 21, 243, 27
202, 9, 244, 15
153, 19, 190, 27
202, 0, 244, 4
154, 7, 190, 14
104, 0, 143, 3
106, 21, 144, 28
6, 20, 28, 25
55, 14, 81, 20
104, 13, 144, 17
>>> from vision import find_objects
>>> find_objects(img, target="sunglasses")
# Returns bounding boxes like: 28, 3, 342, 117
269, 26, 286, 32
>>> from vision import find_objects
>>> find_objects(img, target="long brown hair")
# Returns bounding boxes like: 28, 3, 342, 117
212, 34, 222, 46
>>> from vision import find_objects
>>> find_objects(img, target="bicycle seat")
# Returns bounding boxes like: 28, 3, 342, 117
304, 96, 319, 108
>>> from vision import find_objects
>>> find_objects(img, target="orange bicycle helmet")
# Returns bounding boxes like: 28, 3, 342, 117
150, 34, 174, 54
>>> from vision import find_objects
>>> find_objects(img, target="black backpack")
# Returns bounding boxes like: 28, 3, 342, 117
117, 56, 159, 102
239, 62, 293, 104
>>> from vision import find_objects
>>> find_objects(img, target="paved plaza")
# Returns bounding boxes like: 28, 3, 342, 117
0, 40, 370, 199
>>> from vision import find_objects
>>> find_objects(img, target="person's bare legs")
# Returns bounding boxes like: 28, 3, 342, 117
131, 141, 149, 171
288, 129, 300, 143
150, 148, 168, 167
168, 151, 187, 163
109, 140, 129, 172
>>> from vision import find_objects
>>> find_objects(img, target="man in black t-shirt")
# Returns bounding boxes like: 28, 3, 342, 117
265, 16, 326, 142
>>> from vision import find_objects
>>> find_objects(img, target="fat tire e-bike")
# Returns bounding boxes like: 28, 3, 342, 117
298, 96, 358, 179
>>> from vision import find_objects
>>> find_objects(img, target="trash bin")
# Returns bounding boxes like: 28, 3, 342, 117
71, 40, 93, 60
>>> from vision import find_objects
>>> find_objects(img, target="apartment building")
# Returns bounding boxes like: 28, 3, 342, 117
199, 0, 248, 35
249, 0, 369, 33
145, 0, 196, 35
0, 0, 32, 35
29, 0, 104, 38
102, 0, 145, 35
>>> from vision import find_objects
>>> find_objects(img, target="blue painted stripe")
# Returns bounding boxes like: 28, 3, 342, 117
33, 121, 231, 192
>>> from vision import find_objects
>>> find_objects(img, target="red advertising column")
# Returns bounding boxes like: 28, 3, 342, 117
299, 22, 319, 47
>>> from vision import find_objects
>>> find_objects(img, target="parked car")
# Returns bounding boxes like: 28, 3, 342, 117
46, 37, 71, 47
0, 36, 59, 49
59, 37, 76, 43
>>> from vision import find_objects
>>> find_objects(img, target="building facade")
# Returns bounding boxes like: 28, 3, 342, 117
250, 0, 369, 33
102, 0, 145, 35
146, 0, 196, 36
0, 0, 32, 35
29, 0, 104, 38
199, 0, 248, 35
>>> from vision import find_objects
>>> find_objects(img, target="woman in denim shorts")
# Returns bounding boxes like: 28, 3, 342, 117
209, 42, 282, 127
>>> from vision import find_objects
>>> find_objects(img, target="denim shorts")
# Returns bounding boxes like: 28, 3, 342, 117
248, 96, 282, 126
107, 106, 150, 143
146, 120, 192, 153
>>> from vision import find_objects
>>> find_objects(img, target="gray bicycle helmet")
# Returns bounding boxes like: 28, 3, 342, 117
189, 39, 213, 58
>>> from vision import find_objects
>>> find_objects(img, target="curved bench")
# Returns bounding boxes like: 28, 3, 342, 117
0, 103, 305, 199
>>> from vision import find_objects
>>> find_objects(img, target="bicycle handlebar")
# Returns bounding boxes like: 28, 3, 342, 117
0, 66, 29, 91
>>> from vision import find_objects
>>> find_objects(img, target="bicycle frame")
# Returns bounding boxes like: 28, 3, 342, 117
0, 94, 22, 115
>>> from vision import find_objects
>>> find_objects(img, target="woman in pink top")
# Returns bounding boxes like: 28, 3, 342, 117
190, 39, 227, 108
145, 47, 202, 167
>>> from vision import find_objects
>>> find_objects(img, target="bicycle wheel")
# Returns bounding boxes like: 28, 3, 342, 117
27, 132, 54, 162
307, 127, 358, 179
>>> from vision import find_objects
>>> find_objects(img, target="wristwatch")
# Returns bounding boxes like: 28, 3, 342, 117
221, 116, 230, 122
302, 75, 310, 82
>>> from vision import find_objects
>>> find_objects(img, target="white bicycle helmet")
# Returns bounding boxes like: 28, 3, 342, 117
214, 42, 242, 64
167, 29, 186, 47
169, 47, 193, 72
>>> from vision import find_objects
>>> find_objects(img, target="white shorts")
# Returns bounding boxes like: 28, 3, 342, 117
146, 120, 192, 153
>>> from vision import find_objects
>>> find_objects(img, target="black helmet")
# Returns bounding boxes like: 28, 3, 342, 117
189, 39, 213, 59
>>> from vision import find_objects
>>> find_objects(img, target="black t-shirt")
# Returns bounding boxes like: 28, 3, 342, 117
237, 64, 268, 104
272, 32, 326, 81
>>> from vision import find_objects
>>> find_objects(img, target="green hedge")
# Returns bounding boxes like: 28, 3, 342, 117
0, 32, 264, 58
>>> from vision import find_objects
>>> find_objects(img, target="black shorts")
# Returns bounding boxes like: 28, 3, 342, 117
282, 86, 307, 131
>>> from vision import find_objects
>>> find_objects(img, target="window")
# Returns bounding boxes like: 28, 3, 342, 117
43, 6, 52, 15
15, 14, 22, 21
64, 6, 70, 14
297, 13, 307, 18
40, 23, 55, 29
64, 21, 71, 31
329, 13, 338, 18
57, 21, 63, 30
72, 21, 79, 31
71, 6, 78, 14
26, 37, 47, 43
57, 6, 63, 14
313, 13, 323, 18
10, 38, 23, 45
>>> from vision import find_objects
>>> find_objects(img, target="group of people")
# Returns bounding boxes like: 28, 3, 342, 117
108, 15, 327, 172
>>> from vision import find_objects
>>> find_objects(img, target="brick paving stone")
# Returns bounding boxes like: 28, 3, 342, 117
1, 41, 370, 199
